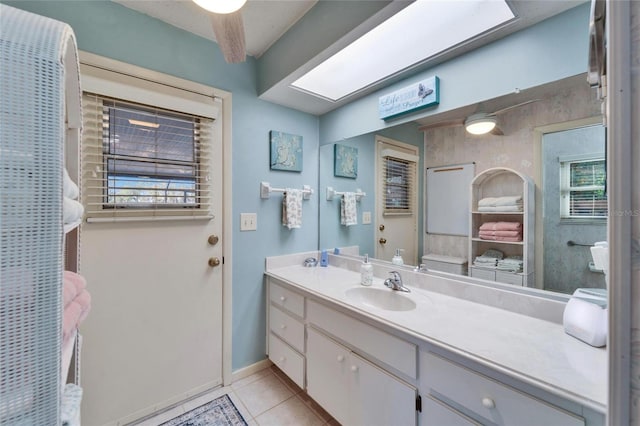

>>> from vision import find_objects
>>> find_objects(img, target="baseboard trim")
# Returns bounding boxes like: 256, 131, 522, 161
231, 358, 272, 383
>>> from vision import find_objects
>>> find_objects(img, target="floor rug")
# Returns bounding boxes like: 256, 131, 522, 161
161, 394, 248, 426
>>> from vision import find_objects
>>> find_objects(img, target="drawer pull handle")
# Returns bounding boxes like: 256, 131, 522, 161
280, 324, 286, 330
279, 356, 285, 363
350, 365, 358, 372
280, 296, 286, 302
482, 397, 495, 409
337, 355, 345, 362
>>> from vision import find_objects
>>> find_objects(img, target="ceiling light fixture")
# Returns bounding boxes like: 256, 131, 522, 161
192, 0, 247, 14
464, 113, 497, 135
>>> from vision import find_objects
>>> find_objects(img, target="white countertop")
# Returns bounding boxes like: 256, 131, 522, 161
265, 264, 607, 413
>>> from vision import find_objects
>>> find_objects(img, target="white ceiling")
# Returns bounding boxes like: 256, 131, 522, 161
112, 0, 584, 116
112, 0, 318, 58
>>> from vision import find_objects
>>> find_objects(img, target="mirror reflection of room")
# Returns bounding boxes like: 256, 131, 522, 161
319, 75, 605, 296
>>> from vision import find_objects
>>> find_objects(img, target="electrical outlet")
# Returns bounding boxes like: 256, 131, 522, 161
362, 211, 372, 224
240, 213, 257, 231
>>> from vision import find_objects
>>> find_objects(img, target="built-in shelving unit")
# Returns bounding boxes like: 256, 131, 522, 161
468, 167, 535, 287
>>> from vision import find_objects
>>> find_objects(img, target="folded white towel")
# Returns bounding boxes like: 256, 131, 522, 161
282, 189, 303, 229
63, 167, 79, 200
477, 205, 523, 212
340, 192, 358, 226
478, 195, 522, 207
63, 197, 84, 225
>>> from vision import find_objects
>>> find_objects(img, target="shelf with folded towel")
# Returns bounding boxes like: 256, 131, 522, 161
260, 181, 314, 200
469, 167, 534, 288
325, 186, 366, 201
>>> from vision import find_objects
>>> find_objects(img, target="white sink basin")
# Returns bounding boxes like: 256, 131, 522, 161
345, 287, 417, 311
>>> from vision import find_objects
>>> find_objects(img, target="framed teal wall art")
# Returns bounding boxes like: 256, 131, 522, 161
270, 130, 303, 172
334, 144, 358, 178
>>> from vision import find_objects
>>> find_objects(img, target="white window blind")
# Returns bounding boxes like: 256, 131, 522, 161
82, 93, 213, 220
380, 149, 417, 215
560, 156, 607, 218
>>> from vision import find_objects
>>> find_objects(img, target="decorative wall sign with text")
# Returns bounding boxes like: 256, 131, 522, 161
378, 76, 440, 120
270, 130, 303, 172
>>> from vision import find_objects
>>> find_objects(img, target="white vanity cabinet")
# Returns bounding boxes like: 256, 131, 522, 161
265, 272, 604, 426
419, 351, 587, 426
306, 326, 417, 426
266, 280, 305, 388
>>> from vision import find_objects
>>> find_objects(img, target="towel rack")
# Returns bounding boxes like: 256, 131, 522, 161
260, 181, 314, 199
326, 186, 366, 202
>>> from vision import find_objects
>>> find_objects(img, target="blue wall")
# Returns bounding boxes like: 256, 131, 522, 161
3, 0, 320, 371
318, 122, 424, 258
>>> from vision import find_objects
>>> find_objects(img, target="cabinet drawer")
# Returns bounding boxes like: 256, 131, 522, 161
495, 271, 524, 286
308, 300, 416, 379
269, 304, 304, 352
469, 267, 495, 281
422, 352, 584, 426
269, 280, 304, 318
268, 333, 304, 389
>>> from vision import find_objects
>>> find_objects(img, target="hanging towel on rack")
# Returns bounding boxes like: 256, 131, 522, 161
282, 188, 303, 229
341, 192, 358, 226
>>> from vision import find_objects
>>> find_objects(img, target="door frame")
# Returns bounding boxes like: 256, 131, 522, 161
79, 51, 233, 387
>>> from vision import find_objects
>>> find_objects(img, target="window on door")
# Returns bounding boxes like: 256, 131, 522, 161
82, 94, 214, 219
382, 155, 415, 214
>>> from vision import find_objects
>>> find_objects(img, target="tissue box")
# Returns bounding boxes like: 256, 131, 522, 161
563, 288, 607, 347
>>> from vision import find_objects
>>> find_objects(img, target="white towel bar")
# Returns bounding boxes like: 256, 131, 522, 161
326, 186, 366, 201
260, 182, 313, 200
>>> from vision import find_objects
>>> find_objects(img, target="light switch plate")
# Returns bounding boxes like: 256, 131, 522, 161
240, 213, 257, 231
362, 211, 372, 224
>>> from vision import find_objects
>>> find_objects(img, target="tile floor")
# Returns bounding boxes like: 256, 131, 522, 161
133, 365, 338, 426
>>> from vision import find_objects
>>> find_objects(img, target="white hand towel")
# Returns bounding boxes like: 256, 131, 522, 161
63, 196, 84, 225
282, 189, 303, 229
340, 192, 358, 226
63, 167, 79, 200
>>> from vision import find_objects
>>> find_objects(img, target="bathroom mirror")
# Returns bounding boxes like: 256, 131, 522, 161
318, 74, 606, 296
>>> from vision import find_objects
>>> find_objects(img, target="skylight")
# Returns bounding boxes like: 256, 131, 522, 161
291, 0, 515, 102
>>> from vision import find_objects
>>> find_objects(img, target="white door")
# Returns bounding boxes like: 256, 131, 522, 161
306, 328, 350, 425
79, 116, 225, 424
349, 352, 417, 426
375, 136, 419, 265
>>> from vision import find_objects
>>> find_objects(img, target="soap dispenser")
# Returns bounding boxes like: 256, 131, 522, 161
391, 249, 404, 266
360, 254, 373, 286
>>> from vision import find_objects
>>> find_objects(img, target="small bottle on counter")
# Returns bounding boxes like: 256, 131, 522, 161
360, 254, 373, 286
392, 248, 404, 266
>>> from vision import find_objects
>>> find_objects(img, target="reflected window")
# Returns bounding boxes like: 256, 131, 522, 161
560, 156, 607, 218
383, 156, 414, 213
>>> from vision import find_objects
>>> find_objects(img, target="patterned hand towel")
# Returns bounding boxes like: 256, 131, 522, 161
282, 189, 303, 229
340, 192, 358, 226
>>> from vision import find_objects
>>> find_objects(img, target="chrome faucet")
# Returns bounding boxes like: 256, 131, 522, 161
413, 263, 428, 273
384, 271, 411, 292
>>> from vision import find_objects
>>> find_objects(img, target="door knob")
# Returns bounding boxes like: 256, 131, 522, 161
208, 235, 219, 245
379, 238, 387, 244
208, 257, 221, 267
